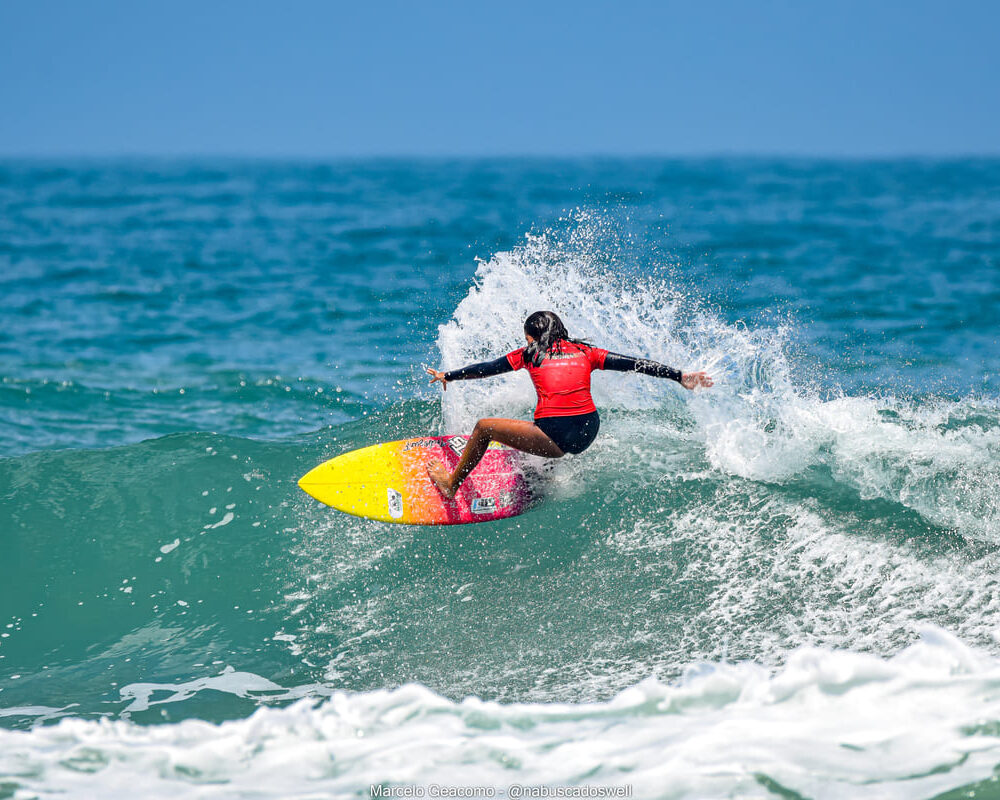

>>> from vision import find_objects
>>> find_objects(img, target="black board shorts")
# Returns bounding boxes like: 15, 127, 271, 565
535, 411, 600, 455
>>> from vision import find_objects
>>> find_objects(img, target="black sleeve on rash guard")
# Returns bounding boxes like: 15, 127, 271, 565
603, 352, 683, 383
444, 356, 514, 382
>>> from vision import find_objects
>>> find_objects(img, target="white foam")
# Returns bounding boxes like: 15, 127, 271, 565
436, 221, 699, 434
203, 511, 235, 530
605, 475, 1000, 666
435, 219, 1000, 540
4, 631, 1000, 798
119, 666, 303, 715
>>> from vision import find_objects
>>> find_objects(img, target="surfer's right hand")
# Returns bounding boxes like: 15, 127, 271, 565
681, 371, 713, 390
426, 368, 448, 391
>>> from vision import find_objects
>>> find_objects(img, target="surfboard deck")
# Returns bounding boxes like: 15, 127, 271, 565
298, 435, 538, 525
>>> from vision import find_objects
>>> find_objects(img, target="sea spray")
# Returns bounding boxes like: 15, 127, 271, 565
437, 217, 1000, 541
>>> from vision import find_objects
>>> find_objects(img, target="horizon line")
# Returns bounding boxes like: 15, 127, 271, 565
2, 151, 1000, 163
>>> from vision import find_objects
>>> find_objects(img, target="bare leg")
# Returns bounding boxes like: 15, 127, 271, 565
428, 417, 564, 499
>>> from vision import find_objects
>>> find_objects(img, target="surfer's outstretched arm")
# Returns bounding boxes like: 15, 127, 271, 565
426, 356, 513, 390
603, 353, 713, 390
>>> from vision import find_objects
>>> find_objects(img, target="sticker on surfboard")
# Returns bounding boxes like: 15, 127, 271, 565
471, 497, 496, 514
387, 488, 403, 519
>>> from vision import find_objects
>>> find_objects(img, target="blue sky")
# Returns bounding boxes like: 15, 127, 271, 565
2, 0, 997, 156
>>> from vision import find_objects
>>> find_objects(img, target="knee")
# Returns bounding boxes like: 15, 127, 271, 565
473, 419, 496, 438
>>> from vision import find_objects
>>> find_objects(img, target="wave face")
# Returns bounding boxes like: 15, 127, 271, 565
2, 158, 1000, 798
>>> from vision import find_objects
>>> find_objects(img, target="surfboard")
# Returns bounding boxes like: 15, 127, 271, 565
298, 435, 538, 525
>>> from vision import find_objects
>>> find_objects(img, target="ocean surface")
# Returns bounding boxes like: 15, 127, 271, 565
1, 157, 999, 798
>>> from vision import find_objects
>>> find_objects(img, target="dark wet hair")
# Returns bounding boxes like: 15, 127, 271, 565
523, 311, 590, 367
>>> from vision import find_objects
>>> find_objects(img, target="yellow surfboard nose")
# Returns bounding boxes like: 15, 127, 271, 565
297, 441, 400, 521
297, 463, 327, 502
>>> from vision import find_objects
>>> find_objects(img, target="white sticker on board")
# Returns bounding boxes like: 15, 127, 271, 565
387, 488, 403, 519
471, 497, 496, 514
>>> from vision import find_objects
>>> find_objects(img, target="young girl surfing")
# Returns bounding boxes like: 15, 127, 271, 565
425, 310, 713, 499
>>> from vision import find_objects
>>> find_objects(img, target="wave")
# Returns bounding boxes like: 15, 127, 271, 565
0, 372, 367, 455
4, 404, 998, 724
3, 628, 1000, 799
435, 219, 1000, 541
4, 218, 1000, 734
4, 209, 1000, 800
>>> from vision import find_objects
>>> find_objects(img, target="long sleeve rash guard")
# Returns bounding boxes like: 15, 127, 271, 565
444, 345, 683, 418
444, 352, 682, 383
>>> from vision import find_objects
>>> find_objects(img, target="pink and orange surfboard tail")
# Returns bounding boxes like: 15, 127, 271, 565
298, 435, 538, 525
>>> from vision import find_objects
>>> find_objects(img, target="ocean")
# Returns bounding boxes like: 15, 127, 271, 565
1, 157, 999, 798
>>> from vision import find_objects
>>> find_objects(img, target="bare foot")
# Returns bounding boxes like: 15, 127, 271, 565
427, 460, 456, 499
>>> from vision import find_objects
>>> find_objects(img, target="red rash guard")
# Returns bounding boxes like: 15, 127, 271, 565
505, 341, 609, 419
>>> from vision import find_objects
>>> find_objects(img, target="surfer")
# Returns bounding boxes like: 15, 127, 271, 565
426, 310, 712, 499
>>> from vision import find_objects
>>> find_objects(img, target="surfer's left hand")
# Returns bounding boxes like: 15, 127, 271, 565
681, 371, 713, 390
426, 368, 448, 390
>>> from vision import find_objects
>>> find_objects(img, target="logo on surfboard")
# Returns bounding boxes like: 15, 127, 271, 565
387, 488, 403, 519
471, 497, 496, 514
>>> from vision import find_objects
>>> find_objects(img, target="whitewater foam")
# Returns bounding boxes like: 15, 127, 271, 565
436, 220, 1000, 541
4, 630, 1000, 799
